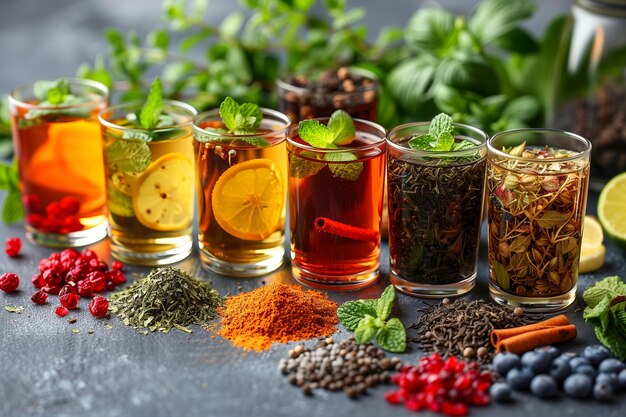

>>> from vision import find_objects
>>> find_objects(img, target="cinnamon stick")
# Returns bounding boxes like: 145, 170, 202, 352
495, 324, 577, 354
490, 314, 570, 346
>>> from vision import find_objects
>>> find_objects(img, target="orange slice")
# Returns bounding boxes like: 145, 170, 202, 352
212, 158, 284, 240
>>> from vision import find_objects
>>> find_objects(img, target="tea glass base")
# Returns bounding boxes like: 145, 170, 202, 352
199, 248, 285, 278
111, 238, 193, 266
489, 281, 576, 313
291, 264, 379, 291
390, 272, 475, 298
26, 221, 108, 248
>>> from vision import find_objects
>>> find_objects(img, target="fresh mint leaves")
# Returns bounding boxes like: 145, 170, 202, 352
0, 160, 24, 224
34, 79, 72, 105
583, 276, 626, 360
337, 285, 406, 353
299, 110, 356, 149
408, 113, 473, 151
26, 79, 89, 120
104, 140, 151, 173
139, 77, 163, 130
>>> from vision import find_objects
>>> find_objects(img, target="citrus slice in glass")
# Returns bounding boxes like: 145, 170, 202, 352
132, 154, 193, 231
212, 158, 284, 240
598, 172, 626, 250
112, 171, 141, 195
582, 215, 604, 249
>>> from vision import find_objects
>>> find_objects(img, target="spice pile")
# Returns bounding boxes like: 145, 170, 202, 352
279, 337, 402, 398
218, 283, 337, 351
109, 267, 222, 333
410, 299, 534, 364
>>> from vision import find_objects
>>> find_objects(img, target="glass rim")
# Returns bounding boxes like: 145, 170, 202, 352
386, 121, 488, 157
286, 117, 387, 154
488, 128, 592, 162
98, 99, 198, 132
276, 67, 378, 96
192, 107, 292, 139
8, 77, 109, 110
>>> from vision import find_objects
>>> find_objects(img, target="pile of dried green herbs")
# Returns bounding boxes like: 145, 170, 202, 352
109, 267, 223, 334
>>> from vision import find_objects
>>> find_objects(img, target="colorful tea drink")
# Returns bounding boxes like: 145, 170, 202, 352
287, 111, 386, 289
193, 98, 290, 277
387, 116, 487, 297
9, 78, 109, 247
277, 67, 377, 122
487, 129, 591, 312
99, 88, 197, 265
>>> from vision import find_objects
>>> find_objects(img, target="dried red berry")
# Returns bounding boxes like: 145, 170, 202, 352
111, 261, 124, 271
42, 269, 62, 286
5, 237, 22, 257
31, 273, 45, 288
77, 279, 94, 297
31, 290, 48, 305
59, 293, 79, 310
81, 249, 97, 261
43, 284, 61, 295
89, 296, 108, 318
87, 271, 106, 292
0, 272, 19, 293
58, 284, 76, 298
55, 306, 69, 317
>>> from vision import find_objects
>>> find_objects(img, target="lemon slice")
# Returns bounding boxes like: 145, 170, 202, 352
580, 244, 606, 274
582, 216, 604, 249
132, 154, 193, 231
212, 159, 284, 241
598, 172, 626, 250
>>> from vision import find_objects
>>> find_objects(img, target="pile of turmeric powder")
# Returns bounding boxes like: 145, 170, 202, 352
217, 283, 338, 351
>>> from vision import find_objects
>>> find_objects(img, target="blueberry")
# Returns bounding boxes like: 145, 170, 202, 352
595, 373, 619, 391
493, 352, 521, 377
521, 351, 537, 368
564, 374, 593, 398
507, 367, 534, 391
528, 351, 553, 374
598, 358, 626, 374
489, 382, 513, 403
618, 369, 626, 391
549, 357, 572, 383
583, 345, 613, 366
575, 365, 598, 380
593, 381, 614, 401
569, 357, 590, 370
530, 374, 558, 399
535, 346, 561, 360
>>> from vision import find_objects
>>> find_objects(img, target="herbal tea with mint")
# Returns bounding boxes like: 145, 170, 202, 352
388, 114, 486, 286
487, 142, 590, 298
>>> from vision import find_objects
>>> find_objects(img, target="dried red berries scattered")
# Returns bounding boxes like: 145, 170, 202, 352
5, 237, 21, 257
24, 195, 84, 234
55, 306, 69, 317
60, 293, 80, 310
31, 290, 48, 305
89, 296, 109, 318
386, 354, 492, 416
0, 272, 19, 293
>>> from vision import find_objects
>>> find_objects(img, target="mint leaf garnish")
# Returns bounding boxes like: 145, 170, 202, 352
336, 285, 406, 352
289, 154, 325, 179
298, 109, 356, 149
408, 113, 474, 152
324, 152, 363, 181
583, 276, 626, 308
219, 96, 263, 134
430, 112, 454, 138
34, 79, 71, 104
0, 161, 24, 224
139, 78, 163, 130
105, 140, 151, 173
122, 130, 154, 142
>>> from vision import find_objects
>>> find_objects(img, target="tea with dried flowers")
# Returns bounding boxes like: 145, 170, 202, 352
487, 142, 590, 298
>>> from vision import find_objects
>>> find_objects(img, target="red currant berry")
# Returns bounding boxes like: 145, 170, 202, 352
5, 237, 21, 257
59, 196, 80, 215
87, 271, 106, 292
31, 290, 48, 305
42, 269, 62, 286
59, 293, 79, 310
0, 272, 19, 292
58, 284, 76, 298
89, 296, 108, 318
55, 306, 69, 317
31, 273, 45, 288
23, 194, 42, 213
111, 261, 124, 271
77, 279, 94, 297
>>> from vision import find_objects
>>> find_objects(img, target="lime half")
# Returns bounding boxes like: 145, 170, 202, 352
598, 172, 626, 250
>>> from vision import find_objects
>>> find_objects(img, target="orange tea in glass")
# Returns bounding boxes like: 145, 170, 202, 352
9, 78, 109, 247
286, 114, 386, 290
99, 100, 197, 265
193, 104, 290, 277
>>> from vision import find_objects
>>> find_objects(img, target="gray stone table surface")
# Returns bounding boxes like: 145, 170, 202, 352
1, 191, 625, 417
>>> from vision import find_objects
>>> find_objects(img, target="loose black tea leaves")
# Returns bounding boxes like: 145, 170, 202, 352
109, 267, 223, 333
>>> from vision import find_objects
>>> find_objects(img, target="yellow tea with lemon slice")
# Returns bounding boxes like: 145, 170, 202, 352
9, 79, 109, 247
193, 104, 290, 277
99, 98, 197, 265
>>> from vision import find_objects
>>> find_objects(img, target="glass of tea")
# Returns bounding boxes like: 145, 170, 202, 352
277, 67, 378, 122
9, 78, 109, 247
98, 100, 197, 265
387, 122, 488, 297
286, 116, 386, 290
193, 108, 291, 277
487, 129, 591, 312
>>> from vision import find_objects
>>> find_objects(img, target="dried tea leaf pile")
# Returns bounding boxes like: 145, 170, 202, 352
410, 299, 534, 364
110, 267, 223, 333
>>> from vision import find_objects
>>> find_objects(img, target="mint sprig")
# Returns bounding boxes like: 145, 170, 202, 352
337, 285, 406, 353
583, 276, 626, 360
139, 77, 163, 130
298, 109, 356, 149
0, 160, 24, 224
408, 113, 473, 151
209, 96, 268, 146
26, 79, 89, 120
